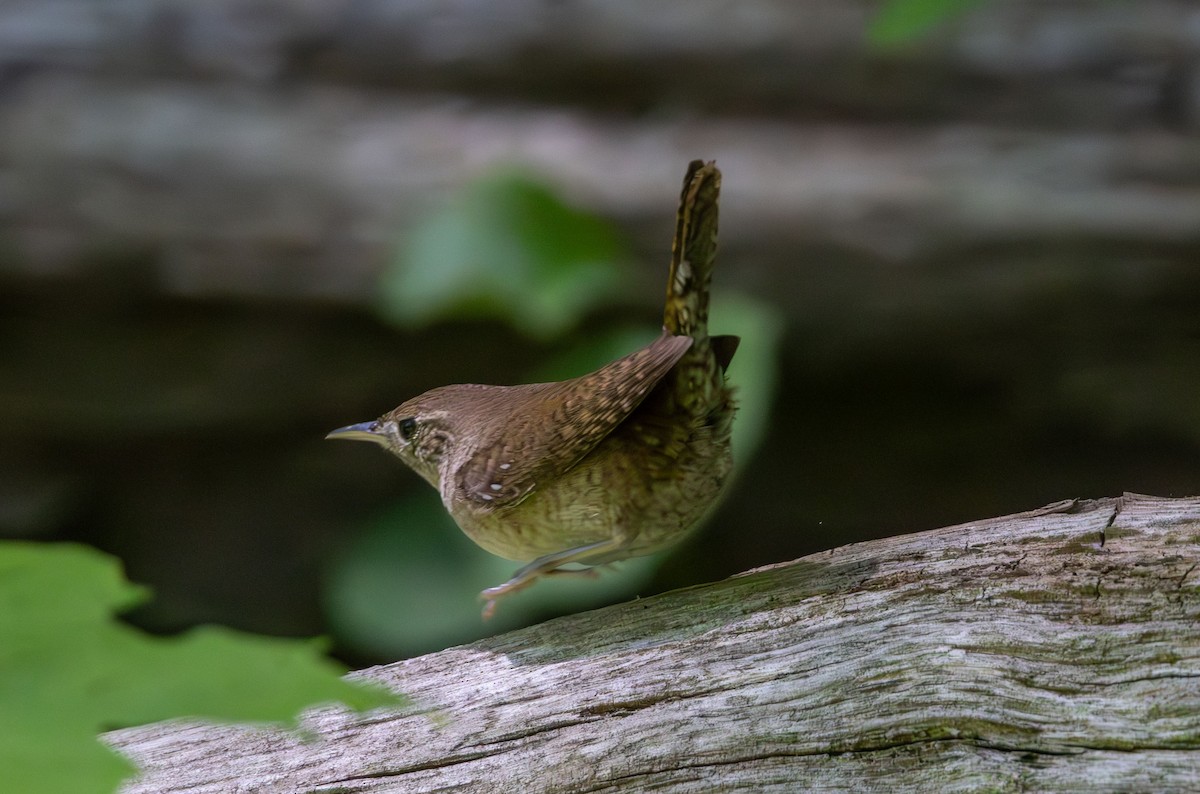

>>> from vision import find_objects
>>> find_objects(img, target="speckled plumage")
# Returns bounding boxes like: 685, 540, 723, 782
328, 161, 737, 617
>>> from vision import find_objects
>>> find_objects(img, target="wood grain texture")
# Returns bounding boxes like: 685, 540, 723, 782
108, 493, 1200, 792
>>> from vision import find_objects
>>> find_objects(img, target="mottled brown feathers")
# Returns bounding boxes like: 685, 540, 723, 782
453, 332, 692, 511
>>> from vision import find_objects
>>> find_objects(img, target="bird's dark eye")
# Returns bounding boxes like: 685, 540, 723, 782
398, 417, 418, 440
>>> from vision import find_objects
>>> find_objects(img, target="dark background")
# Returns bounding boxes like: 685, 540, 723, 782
2, 0, 1198, 664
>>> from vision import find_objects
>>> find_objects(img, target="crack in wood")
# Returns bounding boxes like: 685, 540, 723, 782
1100, 496, 1124, 548
572, 737, 1092, 793
1178, 562, 1197, 590
311, 748, 495, 788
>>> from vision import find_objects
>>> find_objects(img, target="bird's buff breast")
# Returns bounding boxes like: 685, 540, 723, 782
446, 435, 733, 564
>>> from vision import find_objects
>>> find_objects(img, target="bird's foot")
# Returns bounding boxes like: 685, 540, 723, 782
479, 576, 540, 620
478, 539, 623, 619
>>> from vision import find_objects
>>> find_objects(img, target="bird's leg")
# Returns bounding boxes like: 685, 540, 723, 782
480, 536, 626, 619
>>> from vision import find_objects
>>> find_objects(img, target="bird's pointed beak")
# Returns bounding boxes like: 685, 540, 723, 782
325, 421, 385, 444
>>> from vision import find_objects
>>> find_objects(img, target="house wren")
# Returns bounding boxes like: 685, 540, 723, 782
328, 160, 738, 618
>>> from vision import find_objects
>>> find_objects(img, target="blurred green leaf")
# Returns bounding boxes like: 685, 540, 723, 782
324, 494, 661, 660
709, 291, 785, 465
381, 170, 627, 338
0, 543, 400, 794
528, 325, 666, 382
869, 0, 987, 44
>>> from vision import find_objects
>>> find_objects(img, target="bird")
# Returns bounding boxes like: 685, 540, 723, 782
328, 160, 738, 618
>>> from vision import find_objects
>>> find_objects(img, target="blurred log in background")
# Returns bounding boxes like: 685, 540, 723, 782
1, 0, 1199, 662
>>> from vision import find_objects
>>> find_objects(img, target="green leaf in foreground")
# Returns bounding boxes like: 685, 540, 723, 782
0, 542, 400, 794
381, 169, 626, 338
869, 0, 987, 45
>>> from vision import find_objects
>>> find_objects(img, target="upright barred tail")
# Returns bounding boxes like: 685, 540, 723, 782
663, 160, 721, 340
662, 160, 739, 423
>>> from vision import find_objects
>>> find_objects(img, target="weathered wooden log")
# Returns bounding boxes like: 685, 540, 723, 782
108, 493, 1200, 792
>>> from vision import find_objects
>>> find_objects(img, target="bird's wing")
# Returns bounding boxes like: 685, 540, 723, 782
454, 332, 692, 511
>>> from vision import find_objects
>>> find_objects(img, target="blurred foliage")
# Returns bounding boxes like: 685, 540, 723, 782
710, 292, 785, 466
869, 0, 988, 44
380, 169, 627, 339
327, 168, 783, 659
0, 543, 399, 794
324, 494, 664, 657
